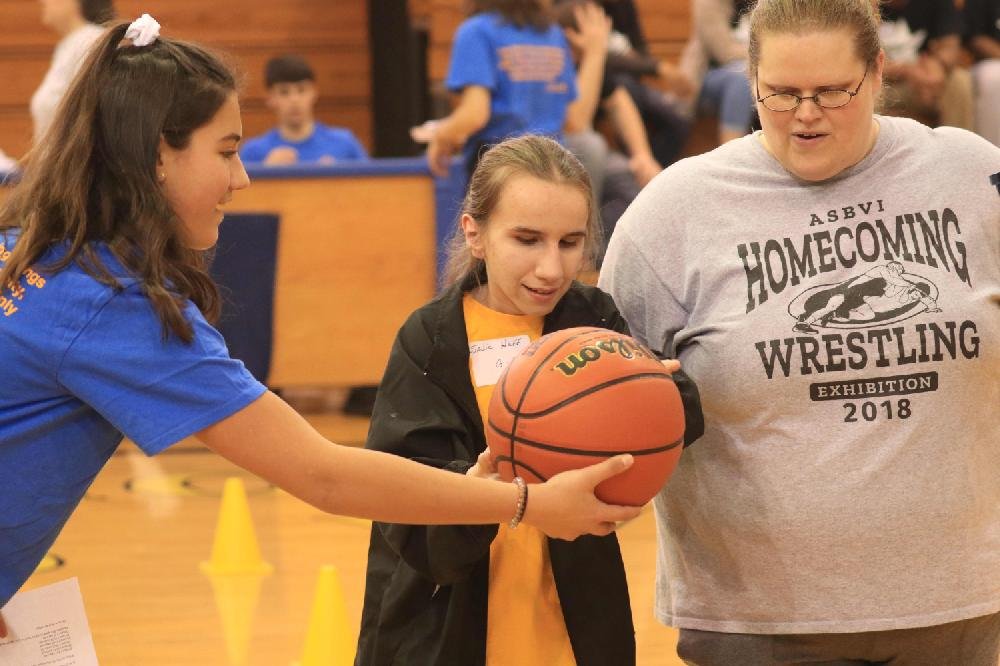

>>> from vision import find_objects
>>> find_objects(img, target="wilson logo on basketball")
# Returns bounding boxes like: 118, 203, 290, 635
554, 337, 655, 376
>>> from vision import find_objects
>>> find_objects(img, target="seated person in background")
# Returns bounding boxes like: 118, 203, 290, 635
557, 0, 663, 247
598, 0, 691, 89
963, 0, 1000, 145
240, 55, 368, 165
240, 53, 371, 415
879, 0, 974, 131
677, 0, 757, 144
596, 0, 694, 166
32, 0, 115, 144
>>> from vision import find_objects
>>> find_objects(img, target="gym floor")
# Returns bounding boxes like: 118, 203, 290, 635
19, 412, 686, 665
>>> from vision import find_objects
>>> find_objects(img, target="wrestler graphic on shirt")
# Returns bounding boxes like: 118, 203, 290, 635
793, 261, 941, 333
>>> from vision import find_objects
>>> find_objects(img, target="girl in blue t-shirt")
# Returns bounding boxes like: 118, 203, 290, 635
427, 0, 611, 178
0, 15, 641, 634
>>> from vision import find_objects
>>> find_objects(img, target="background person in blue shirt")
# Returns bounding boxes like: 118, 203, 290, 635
426, 0, 610, 178
239, 54, 368, 165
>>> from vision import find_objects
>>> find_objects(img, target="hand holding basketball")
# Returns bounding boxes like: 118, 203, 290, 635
525, 454, 642, 539
660, 358, 681, 373
466, 448, 499, 480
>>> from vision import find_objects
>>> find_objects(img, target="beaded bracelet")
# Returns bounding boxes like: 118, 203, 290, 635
509, 476, 528, 529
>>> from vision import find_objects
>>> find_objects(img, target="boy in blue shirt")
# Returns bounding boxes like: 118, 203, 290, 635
240, 55, 368, 165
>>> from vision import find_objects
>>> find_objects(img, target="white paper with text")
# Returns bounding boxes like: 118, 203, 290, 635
0, 578, 99, 666
469, 335, 531, 387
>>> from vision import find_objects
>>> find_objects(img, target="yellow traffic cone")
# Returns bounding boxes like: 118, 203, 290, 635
292, 565, 355, 666
200, 477, 274, 576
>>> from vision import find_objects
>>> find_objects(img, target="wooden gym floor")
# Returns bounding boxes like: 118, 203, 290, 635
17, 411, 686, 666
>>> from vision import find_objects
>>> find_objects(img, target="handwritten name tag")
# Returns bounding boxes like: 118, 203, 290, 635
469, 335, 531, 387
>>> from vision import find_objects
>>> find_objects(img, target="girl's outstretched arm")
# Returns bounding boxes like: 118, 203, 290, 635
196, 391, 640, 540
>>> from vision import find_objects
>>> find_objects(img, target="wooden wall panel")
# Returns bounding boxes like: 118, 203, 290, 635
428, 0, 466, 83
0, 0, 60, 49
0, 0, 371, 160
225, 175, 437, 387
635, 0, 693, 46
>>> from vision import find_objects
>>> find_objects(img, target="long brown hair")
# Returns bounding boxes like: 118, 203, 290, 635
470, 0, 554, 29
0, 23, 236, 343
442, 134, 599, 287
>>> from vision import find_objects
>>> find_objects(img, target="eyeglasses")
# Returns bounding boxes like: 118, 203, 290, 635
756, 69, 868, 112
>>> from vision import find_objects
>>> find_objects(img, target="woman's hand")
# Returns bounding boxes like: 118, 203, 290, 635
524, 455, 641, 540
661, 358, 681, 373
425, 86, 491, 178
466, 448, 499, 480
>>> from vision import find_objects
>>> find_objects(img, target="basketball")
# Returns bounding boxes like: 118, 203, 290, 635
487, 326, 685, 506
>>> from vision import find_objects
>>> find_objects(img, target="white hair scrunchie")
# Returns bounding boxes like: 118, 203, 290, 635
125, 13, 161, 47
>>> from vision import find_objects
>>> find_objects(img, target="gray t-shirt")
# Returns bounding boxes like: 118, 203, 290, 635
600, 115, 1000, 634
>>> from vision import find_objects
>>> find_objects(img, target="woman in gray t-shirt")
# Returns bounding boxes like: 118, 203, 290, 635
601, 0, 1000, 663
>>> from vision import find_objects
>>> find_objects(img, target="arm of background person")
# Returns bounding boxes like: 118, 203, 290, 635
426, 85, 491, 177
606, 50, 660, 78
908, 34, 961, 102
605, 52, 693, 97
882, 56, 918, 81
693, 0, 747, 64
926, 33, 962, 69
603, 86, 662, 186
564, 3, 612, 133
969, 35, 1000, 59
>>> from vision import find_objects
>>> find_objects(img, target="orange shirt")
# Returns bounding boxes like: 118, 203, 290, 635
462, 294, 576, 666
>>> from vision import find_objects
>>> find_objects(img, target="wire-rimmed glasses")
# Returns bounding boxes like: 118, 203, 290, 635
756, 69, 868, 112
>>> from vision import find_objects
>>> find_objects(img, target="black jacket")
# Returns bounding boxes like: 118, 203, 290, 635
355, 279, 703, 666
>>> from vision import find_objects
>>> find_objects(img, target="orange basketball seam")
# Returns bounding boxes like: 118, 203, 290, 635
506, 371, 677, 418
492, 455, 549, 482
488, 418, 683, 457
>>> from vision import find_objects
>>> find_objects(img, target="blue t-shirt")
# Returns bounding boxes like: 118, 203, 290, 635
239, 122, 369, 163
446, 12, 578, 158
0, 230, 267, 605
